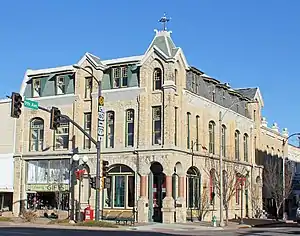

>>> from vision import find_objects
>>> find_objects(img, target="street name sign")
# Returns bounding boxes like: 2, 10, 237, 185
24, 99, 39, 110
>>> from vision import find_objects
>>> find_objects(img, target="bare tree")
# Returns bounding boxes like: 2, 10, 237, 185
198, 184, 210, 221
204, 158, 249, 225
263, 159, 294, 220
250, 182, 262, 218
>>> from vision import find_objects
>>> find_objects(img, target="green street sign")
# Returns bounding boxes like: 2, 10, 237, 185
24, 99, 39, 110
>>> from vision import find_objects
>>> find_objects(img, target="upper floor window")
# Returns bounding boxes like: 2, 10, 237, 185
221, 125, 226, 157
243, 134, 249, 162
191, 75, 196, 93
174, 69, 178, 85
83, 113, 92, 149
153, 68, 162, 90
54, 118, 69, 150
152, 106, 162, 145
85, 77, 93, 99
212, 90, 216, 102
235, 130, 240, 160
236, 104, 239, 113
106, 111, 115, 148
112, 67, 128, 88
29, 118, 44, 152
56, 76, 66, 95
125, 109, 134, 147
196, 115, 200, 151
209, 121, 215, 154
32, 79, 41, 97
253, 110, 256, 121
174, 107, 178, 146
187, 112, 191, 149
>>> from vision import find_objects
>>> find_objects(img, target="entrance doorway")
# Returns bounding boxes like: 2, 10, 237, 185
148, 162, 165, 223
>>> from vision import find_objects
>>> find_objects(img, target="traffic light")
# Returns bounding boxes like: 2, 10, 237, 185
90, 176, 96, 189
50, 106, 61, 130
102, 160, 109, 177
10, 92, 22, 118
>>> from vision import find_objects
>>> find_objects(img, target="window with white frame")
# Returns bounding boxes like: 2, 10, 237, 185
85, 77, 93, 98
106, 111, 115, 148
152, 106, 162, 145
125, 109, 134, 147
29, 118, 44, 152
54, 118, 69, 150
221, 125, 226, 157
208, 121, 215, 154
112, 67, 128, 88
103, 165, 135, 209
84, 113, 91, 149
56, 76, 66, 95
243, 133, 249, 162
153, 68, 162, 90
32, 78, 41, 97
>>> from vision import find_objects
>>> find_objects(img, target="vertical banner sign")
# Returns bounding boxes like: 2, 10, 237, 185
98, 96, 105, 141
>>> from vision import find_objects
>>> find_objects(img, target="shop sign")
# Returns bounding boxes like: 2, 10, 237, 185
26, 184, 69, 192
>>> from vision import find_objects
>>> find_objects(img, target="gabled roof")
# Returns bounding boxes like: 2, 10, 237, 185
235, 88, 258, 100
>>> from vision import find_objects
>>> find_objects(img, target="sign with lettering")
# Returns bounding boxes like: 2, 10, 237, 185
98, 97, 105, 141
26, 184, 69, 192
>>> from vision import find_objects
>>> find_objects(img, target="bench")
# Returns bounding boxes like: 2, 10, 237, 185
115, 211, 135, 225
102, 211, 122, 221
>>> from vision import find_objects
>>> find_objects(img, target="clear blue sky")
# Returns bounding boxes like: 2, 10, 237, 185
0, 0, 299, 138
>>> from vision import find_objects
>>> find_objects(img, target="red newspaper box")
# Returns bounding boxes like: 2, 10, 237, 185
84, 205, 94, 221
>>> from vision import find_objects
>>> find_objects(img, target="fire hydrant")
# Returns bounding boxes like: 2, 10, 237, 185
212, 215, 217, 227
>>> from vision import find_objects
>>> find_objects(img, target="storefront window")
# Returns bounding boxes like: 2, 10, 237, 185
103, 164, 135, 209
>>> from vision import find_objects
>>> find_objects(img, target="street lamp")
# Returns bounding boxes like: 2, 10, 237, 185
218, 100, 256, 227
73, 64, 104, 221
72, 154, 88, 221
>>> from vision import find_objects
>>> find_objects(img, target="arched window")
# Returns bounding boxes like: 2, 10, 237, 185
243, 133, 249, 162
103, 164, 135, 209
153, 68, 162, 90
125, 109, 134, 147
221, 125, 226, 157
209, 169, 216, 205
209, 121, 215, 154
235, 130, 240, 160
29, 118, 44, 151
186, 167, 201, 209
106, 111, 115, 148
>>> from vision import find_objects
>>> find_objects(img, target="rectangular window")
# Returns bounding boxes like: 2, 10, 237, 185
56, 76, 66, 95
32, 78, 41, 97
187, 113, 191, 149
54, 119, 69, 150
191, 75, 196, 92
152, 106, 162, 145
84, 113, 91, 149
112, 67, 128, 88
174, 107, 178, 146
106, 111, 115, 148
212, 90, 216, 102
196, 116, 200, 151
84, 77, 93, 99
114, 176, 125, 207
253, 110, 256, 121
125, 109, 134, 147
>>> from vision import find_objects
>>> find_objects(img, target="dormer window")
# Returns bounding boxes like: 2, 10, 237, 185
191, 75, 196, 93
212, 90, 216, 102
56, 76, 66, 95
32, 78, 41, 97
112, 67, 128, 88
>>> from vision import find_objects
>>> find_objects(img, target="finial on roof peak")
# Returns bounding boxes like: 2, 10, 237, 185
159, 13, 171, 31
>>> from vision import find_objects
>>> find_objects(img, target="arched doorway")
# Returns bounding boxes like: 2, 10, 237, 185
186, 166, 201, 221
148, 162, 165, 223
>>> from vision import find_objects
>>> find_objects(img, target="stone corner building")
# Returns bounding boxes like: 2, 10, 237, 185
12, 26, 289, 223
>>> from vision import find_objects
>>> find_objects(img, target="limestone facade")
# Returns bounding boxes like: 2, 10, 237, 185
11, 28, 291, 223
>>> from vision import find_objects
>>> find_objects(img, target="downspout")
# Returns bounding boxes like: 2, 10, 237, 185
134, 95, 140, 222
162, 73, 165, 146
